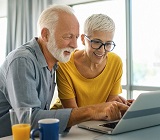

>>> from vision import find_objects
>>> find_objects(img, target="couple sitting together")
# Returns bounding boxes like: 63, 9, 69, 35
0, 4, 133, 138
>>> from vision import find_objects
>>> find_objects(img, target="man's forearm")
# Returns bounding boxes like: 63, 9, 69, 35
67, 106, 93, 127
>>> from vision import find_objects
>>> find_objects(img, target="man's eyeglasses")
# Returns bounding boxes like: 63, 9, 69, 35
84, 35, 116, 52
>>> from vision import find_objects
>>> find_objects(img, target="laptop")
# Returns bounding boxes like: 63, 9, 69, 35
77, 91, 160, 134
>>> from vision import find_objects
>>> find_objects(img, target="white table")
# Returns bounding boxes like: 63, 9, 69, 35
0, 125, 101, 140
1, 125, 160, 140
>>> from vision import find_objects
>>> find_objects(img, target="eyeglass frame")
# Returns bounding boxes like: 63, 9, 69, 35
84, 34, 116, 52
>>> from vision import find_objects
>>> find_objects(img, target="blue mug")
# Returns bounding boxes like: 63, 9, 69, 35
31, 118, 59, 140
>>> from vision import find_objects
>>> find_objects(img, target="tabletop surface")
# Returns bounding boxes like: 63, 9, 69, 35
1, 124, 160, 140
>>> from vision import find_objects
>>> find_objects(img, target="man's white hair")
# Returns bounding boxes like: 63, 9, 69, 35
37, 4, 75, 36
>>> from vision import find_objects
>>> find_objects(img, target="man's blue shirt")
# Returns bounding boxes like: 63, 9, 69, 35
0, 38, 71, 137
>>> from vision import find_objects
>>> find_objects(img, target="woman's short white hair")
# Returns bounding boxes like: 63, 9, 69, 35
37, 4, 75, 36
84, 14, 115, 35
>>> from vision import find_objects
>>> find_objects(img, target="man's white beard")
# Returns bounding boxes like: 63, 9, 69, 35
47, 35, 74, 63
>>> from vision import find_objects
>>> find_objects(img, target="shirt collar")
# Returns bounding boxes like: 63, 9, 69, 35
29, 38, 58, 72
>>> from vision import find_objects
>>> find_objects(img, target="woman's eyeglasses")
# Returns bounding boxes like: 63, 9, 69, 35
84, 34, 116, 52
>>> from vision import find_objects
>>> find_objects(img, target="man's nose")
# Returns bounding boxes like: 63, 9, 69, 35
70, 37, 78, 48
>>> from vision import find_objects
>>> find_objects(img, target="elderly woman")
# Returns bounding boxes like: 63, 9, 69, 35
54, 14, 131, 109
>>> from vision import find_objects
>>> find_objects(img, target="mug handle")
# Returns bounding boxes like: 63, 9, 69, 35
30, 128, 41, 140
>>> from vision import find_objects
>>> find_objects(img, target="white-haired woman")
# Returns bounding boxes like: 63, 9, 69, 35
54, 14, 133, 109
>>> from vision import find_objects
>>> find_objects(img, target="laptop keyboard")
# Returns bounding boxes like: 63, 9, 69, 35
99, 121, 119, 129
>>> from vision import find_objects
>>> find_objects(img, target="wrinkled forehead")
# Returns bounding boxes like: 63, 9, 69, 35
55, 12, 79, 35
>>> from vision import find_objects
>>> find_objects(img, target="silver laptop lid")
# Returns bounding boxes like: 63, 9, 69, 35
112, 91, 160, 134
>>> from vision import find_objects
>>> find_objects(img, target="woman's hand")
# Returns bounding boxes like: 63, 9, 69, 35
107, 95, 134, 106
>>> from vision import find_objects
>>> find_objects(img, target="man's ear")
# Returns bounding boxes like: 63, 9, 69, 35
41, 28, 49, 42
81, 34, 85, 45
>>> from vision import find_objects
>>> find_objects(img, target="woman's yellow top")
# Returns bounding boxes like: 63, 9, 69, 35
56, 51, 123, 107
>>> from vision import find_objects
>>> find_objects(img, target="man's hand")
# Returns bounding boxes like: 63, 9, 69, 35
90, 101, 129, 121
68, 101, 129, 127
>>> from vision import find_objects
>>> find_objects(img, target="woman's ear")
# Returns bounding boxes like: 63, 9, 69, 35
41, 28, 49, 42
81, 34, 85, 45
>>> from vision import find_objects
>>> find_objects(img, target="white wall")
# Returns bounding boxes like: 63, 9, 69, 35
0, 0, 7, 17
53, 0, 98, 5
